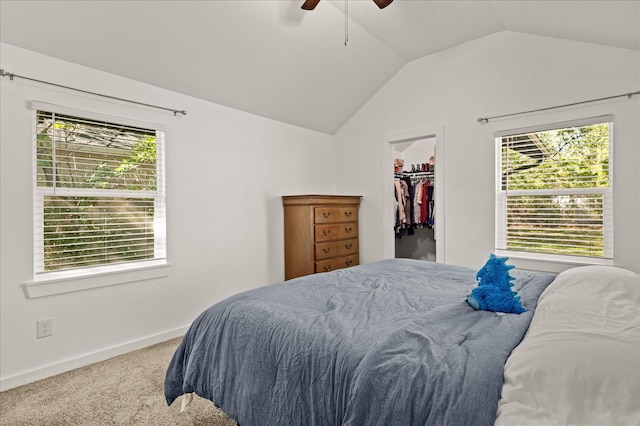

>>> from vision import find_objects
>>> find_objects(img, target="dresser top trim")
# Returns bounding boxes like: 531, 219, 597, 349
282, 195, 362, 206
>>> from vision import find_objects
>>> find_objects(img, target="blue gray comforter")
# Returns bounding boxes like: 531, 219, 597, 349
165, 259, 556, 426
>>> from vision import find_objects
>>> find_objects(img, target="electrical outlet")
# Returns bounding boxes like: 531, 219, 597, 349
37, 318, 53, 338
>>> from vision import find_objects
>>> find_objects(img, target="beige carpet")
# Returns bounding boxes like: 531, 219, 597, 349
0, 338, 237, 425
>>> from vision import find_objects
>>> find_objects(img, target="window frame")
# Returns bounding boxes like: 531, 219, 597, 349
494, 115, 614, 266
23, 101, 170, 298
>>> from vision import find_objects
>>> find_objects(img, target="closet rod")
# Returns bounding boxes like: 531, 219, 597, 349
477, 90, 639, 124
395, 171, 433, 176
0, 69, 187, 116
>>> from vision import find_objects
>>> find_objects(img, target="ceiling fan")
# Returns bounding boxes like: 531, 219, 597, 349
301, 0, 393, 10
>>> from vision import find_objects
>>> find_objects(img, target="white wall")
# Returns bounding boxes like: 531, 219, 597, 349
0, 43, 337, 390
335, 31, 640, 274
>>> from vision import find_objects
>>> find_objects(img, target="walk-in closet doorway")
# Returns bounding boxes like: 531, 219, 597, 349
383, 127, 445, 263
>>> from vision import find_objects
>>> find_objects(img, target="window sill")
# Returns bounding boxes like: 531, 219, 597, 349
21, 262, 172, 299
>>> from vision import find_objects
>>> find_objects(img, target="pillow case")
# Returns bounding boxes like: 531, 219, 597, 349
496, 265, 640, 426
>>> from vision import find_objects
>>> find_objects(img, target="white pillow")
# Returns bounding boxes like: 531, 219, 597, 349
495, 265, 640, 426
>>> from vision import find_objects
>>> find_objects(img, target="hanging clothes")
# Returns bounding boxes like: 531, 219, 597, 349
427, 181, 435, 228
395, 173, 435, 238
394, 177, 412, 237
394, 178, 408, 233
413, 181, 423, 226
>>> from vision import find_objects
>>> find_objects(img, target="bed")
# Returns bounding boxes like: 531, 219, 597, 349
164, 258, 639, 426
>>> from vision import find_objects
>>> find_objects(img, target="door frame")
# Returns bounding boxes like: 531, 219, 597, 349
382, 126, 445, 262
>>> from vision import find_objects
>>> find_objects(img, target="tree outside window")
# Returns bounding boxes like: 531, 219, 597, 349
496, 118, 612, 261
34, 110, 166, 273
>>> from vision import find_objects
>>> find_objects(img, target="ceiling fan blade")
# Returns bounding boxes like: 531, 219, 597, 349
373, 0, 393, 9
301, 0, 321, 10
302, 0, 391, 11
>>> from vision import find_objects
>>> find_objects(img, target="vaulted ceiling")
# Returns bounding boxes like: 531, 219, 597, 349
1, 0, 638, 134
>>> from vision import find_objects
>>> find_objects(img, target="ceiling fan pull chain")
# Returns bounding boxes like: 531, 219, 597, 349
345, 0, 349, 46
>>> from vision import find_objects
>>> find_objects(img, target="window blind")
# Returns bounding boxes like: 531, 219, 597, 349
496, 116, 613, 261
33, 108, 166, 274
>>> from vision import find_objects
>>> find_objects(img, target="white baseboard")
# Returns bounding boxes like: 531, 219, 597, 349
0, 326, 189, 392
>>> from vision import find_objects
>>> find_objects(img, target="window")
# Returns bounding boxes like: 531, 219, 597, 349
495, 115, 613, 263
33, 105, 166, 279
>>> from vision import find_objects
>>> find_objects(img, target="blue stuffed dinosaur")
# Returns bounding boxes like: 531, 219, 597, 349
466, 254, 526, 314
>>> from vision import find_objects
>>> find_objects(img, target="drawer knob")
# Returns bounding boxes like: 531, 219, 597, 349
344, 227, 352, 233
323, 265, 332, 271
323, 247, 331, 254
323, 229, 331, 236
322, 212, 331, 218
344, 211, 352, 217
345, 260, 353, 266
345, 243, 352, 249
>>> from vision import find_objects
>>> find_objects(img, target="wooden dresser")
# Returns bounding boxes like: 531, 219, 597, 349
283, 195, 362, 280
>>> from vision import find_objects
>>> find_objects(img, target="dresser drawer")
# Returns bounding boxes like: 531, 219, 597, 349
314, 207, 358, 224
314, 223, 358, 242
315, 255, 359, 273
315, 238, 359, 260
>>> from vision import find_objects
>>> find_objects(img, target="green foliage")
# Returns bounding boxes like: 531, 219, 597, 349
501, 122, 609, 258
85, 135, 157, 190
502, 123, 609, 190
35, 112, 159, 272
43, 196, 155, 271
112, 136, 157, 190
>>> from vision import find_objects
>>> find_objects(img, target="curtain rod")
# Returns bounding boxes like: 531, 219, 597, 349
0, 69, 187, 116
477, 90, 639, 124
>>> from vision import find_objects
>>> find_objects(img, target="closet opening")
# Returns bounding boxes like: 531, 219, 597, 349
383, 127, 444, 263
393, 137, 436, 260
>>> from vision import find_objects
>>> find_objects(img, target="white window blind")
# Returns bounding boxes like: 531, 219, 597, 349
495, 115, 613, 263
33, 107, 166, 275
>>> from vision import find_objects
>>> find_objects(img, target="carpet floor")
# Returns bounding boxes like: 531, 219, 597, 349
0, 337, 237, 425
